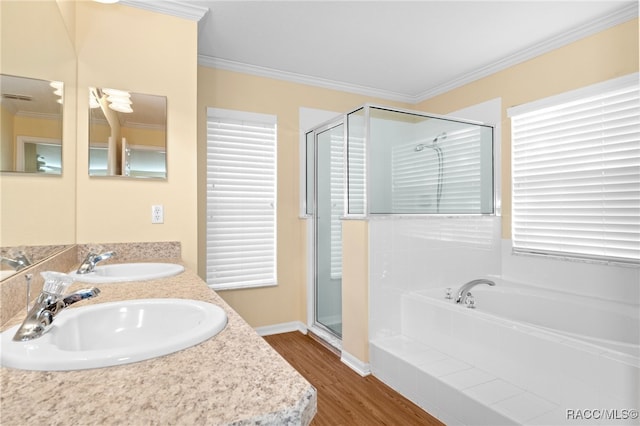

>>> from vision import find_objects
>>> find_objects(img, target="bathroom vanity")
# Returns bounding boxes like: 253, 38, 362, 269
0, 246, 316, 425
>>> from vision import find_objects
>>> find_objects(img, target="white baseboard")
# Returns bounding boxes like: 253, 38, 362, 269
341, 350, 371, 377
254, 321, 307, 336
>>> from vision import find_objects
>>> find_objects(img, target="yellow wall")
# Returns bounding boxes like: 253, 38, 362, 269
14, 115, 62, 142
197, 19, 638, 364
75, 2, 199, 270
0, 0, 77, 246
0, 112, 62, 170
342, 220, 369, 362
415, 18, 639, 240
120, 126, 166, 148
90, 122, 166, 148
197, 67, 409, 326
3, 1, 636, 362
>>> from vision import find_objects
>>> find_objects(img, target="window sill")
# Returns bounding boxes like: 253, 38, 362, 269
209, 282, 278, 291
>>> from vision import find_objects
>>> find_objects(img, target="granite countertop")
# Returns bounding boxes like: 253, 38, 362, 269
0, 261, 317, 425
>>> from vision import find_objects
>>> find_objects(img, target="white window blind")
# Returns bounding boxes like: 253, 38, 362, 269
330, 133, 344, 279
509, 74, 640, 264
206, 108, 277, 289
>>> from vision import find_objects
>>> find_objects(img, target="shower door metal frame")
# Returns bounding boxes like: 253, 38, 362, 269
307, 116, 346, 346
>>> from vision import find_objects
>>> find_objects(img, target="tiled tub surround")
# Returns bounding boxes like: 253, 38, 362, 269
0, 246, 316, 425
371, 282, 640, 425
368, 217, 640, 426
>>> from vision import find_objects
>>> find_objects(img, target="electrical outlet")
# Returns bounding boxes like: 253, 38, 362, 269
151, 205, 164, 224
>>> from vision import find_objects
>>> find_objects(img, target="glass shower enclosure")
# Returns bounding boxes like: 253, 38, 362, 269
346, 105, 494, 216
306, 119, 345, 338
305, 105, 494, 341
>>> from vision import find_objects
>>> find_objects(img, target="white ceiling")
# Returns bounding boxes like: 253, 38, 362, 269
169, 0, 638, 103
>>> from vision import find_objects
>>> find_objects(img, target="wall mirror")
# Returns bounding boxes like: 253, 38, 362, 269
1, 0, 77, 281
0, 74, 64, 174
89, 88, 167, 178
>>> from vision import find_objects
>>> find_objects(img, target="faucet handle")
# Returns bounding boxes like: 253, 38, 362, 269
86, 244, 104, 254
465, 292, 476, 309
41, 271, 75, 296
82, 245, 104, 261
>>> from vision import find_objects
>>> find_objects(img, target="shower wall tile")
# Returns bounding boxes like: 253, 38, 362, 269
465, 379, 524, 406
368, 284, 403, 339
369, 215, 501, 340
492, 392, 557, 424
597, 355, 640, 407
501, 241, 640, 306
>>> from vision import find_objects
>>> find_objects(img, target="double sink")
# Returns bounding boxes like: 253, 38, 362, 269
1, 263, 228, 371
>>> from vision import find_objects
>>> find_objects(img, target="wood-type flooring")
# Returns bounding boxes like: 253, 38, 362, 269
264, 332, 444, 426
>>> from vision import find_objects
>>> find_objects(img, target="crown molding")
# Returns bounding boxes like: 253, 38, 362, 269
200, 2, 637, 105
120, 0, 209, 22
414, 2, 639, 102
198, 55, 416, 104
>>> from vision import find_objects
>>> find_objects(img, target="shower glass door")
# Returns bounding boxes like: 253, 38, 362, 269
314, 121, 344, 338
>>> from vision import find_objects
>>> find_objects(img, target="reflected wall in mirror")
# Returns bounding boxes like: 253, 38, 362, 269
89, 88, 167, 178
0, 74, 64, 174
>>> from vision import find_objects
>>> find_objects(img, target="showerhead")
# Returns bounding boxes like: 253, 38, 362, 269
415, 132, 447, 151
433, 132, 447, 143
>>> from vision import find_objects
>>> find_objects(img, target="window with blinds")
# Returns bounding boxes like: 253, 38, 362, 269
330, 131, 344, 279
206, 108, 277, 289
508, 74, 640, 265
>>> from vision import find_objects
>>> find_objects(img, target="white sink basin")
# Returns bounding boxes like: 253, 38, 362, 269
1, 298, 227, 371
68, 262, 184, 283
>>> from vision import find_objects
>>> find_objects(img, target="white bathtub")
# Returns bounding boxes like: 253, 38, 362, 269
370, 279, 640, 425
421, 281, 640, 358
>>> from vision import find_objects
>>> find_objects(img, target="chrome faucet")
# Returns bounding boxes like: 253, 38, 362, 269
13, 271, 100, 342
1, 252, 32, 271
455, 278, 495, 304
76, 250, 116, 274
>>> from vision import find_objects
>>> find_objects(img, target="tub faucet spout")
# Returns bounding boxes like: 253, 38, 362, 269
455, 279, 495, 304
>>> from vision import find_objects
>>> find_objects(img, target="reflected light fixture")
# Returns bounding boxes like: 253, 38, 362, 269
109, 103, 134, 113
103, 88, 133, 113
50, 81, 63, 104
89, 91, 100, 109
